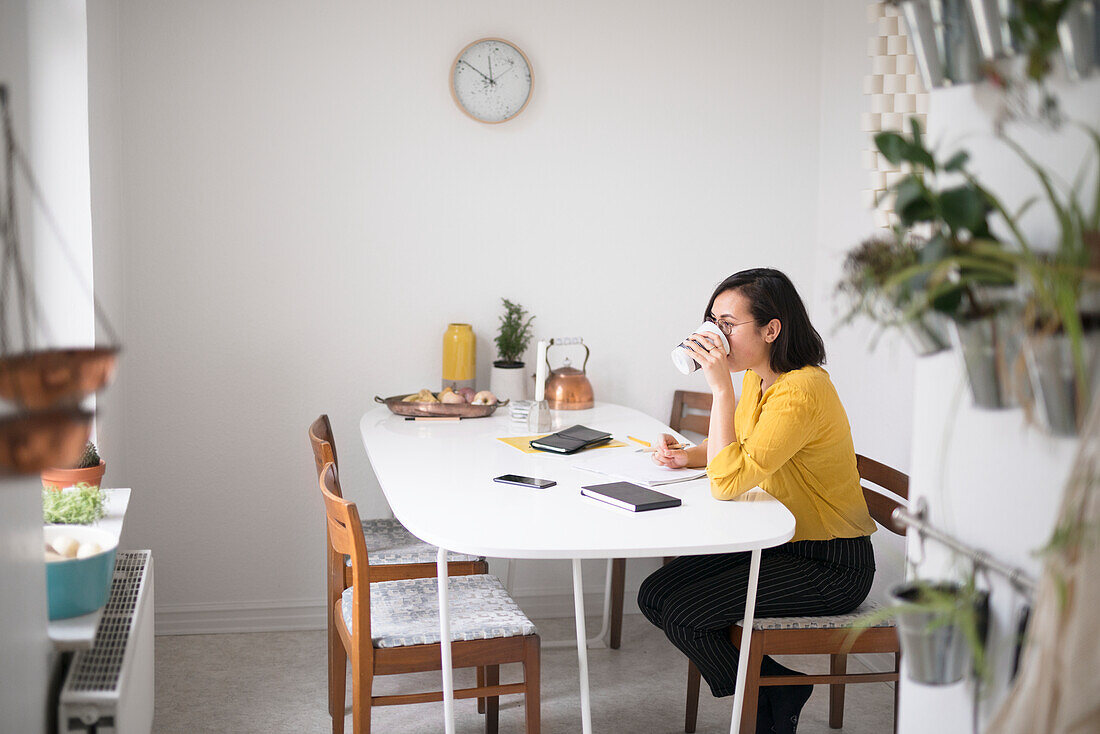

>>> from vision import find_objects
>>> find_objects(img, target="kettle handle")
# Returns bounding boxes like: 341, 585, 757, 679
547, 338, 590, 374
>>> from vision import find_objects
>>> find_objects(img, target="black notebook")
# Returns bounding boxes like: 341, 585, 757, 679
529, 425, 613, 455
580, 481, 683, 512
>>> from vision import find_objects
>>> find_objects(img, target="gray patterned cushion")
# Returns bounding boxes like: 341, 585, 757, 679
748, 601, 896, 630
341, 574, 537, 648
344, 518, 481, 567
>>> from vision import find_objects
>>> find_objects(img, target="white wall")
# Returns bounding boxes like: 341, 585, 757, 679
898, 77, 1100, 732
90, 0, 830, 630
810, 0, 913, 610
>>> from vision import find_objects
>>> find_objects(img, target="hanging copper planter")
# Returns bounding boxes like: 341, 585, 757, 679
0, 86, 122, 476
0, 347, 119, 409
0, 408, 92, 475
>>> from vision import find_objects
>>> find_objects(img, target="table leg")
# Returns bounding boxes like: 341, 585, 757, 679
544, 558, 612, 650
572, 558, 593, 734
729, 548, 762, 734
437, 548, 455, 734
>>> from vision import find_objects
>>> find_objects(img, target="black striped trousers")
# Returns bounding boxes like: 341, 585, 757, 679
637, 535, 875, 697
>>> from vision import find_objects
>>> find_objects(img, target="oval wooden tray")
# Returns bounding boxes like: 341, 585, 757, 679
375, 394, 509, 419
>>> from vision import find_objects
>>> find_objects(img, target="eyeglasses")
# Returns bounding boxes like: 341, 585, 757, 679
706, 315, 754, 336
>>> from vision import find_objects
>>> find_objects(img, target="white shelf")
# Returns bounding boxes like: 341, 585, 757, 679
47, 488, 132, 651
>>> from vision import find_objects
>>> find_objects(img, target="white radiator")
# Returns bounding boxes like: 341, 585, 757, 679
58, 551, 155, 734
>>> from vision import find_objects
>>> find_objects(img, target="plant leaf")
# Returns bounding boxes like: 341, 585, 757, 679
895, 177, 934, 224
875, 132, 909, 166
943, 151, 969, 172
940, 186, 986, 233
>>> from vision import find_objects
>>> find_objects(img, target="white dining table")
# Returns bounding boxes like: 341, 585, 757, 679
360, 402, 795, 734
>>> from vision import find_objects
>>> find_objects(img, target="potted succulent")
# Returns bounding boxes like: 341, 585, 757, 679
490, 298, 535, 403
855, 120, 1026, 408
41, 441, 106, 491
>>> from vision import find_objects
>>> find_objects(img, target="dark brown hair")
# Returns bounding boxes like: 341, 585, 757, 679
703, 268, 826, 374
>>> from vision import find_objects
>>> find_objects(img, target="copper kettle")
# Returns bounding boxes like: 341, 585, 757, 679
544, 338, 594, 410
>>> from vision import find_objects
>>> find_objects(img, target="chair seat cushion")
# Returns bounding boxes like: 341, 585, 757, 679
341, 574, 537, 649
747, 601, 896, 630
344, 518, 482, 566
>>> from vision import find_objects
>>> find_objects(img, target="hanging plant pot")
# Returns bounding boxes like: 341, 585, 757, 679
889, 582, 984, 685
0, 408, 92, 475
1058, 0, 1099, 80
489, 361, 528, 404
1024, 317, 1100, 437
896, 0, 984, 88
0, 346, 119, 410
902, 313, 953, 357
951, 308, 1026, 409
966, 0, 1023, 60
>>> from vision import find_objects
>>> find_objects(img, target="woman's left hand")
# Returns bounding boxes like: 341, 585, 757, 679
682, 330, 733, 395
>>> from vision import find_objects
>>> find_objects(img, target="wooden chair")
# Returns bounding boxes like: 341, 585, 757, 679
684, 454, 908, 734
308, 415, 491, 719
319, 462, 541, 734
608, 391, 713, 648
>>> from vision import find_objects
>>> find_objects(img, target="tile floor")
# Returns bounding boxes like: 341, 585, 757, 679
154, 615, 894, 733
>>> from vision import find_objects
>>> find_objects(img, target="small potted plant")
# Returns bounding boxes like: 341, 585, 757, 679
837, 235, 951, 356
41, 441, 106, 492
853, 576, 990, 686
490, 298, 535, 403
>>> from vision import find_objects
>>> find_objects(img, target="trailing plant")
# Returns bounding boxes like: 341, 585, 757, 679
493, 298, 535, 365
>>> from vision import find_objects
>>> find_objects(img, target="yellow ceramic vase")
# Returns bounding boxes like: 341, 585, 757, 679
442, 323, 476, 391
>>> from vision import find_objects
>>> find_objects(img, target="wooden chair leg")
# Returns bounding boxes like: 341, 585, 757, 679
610, 558, 626, 649
484, 665, 499, 734
477, 667, 486, 714
685, 660, 701, 734
350, 650, 368, 734
829, 653, 847, 729
737, 638, 765, 734
894, 652, 901, 734
523, 636, 541, 734
332, 634, 347, 734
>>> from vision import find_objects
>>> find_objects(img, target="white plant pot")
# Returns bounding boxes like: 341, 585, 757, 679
490, 363, 528, 404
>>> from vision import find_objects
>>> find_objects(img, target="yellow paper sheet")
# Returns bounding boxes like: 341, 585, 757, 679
497, 435, 628, 454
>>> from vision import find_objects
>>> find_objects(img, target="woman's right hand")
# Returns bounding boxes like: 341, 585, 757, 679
652, 433, 689, 468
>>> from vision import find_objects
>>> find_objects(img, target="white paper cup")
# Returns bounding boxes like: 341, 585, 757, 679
671, 322, 731, 375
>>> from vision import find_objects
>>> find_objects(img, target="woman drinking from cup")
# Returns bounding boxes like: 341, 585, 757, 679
638, 268, 877, 734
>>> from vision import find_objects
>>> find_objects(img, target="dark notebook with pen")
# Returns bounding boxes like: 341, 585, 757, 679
529, 425, 613, 455
580, 481, 683, 512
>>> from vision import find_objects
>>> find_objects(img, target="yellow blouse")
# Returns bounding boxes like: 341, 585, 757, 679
706, 366, 877, 542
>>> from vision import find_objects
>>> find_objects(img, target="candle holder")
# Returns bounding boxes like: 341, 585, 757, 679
526, 399, 552, 432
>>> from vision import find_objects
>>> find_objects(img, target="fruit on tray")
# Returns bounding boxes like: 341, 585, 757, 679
402, 388, 440, 404
471, 390, 497, 405
457, 387, 476, 402
440, 387, 466, 404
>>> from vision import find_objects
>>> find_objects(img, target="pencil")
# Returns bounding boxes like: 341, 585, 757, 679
627, 435, 651, 447
639, 443, 687, 452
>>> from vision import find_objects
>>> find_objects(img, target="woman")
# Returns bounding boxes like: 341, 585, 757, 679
637, 268, 877, 734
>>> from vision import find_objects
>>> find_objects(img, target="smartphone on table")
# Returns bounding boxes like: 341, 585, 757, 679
493, 474, 557, 489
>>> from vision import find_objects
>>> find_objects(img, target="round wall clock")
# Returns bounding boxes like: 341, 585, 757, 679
450, 38, 533, 124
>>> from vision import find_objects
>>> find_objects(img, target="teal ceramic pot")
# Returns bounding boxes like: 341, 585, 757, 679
44, 525, 119, 620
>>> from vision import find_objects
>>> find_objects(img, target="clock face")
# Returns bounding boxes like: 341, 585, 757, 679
451, 38, 533, 124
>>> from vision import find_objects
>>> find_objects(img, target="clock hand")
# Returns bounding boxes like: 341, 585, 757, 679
459, 59, 491, 83
488, 56, 495, 84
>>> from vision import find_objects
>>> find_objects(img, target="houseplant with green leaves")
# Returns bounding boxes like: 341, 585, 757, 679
841, 119, 1026, 407
490, 298, 536, 403
973, 125, 1100, 434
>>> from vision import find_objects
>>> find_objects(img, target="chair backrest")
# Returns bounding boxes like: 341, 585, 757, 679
855, 454, 909, 536
308, 414, 343, 497
320, 462, 371, 640
669, 390, 713, 437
